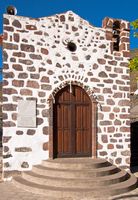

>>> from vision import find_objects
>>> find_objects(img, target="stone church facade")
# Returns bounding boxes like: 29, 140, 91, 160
2, 11, 130, 172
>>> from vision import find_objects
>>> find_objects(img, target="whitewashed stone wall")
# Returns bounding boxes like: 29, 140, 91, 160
2, 11, 130, 172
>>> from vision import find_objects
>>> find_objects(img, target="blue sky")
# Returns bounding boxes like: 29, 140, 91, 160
0, 0, 138, 72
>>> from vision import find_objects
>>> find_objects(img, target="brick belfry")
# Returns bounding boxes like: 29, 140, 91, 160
2, 10, 130, 176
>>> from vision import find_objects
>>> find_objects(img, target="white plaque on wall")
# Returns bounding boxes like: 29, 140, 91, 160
17, 100, 36, 128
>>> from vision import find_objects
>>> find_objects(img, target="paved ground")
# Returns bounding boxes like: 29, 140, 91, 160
0, 179, 138, 200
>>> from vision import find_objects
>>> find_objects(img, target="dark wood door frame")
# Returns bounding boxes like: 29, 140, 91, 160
49, 85, 97, 159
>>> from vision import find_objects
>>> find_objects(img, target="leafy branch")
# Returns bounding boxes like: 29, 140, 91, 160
131, 19, 138, 37
129, 19, 138, 71
129, 57, 138, 71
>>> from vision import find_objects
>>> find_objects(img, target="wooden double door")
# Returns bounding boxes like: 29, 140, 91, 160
53, 85, 92, 158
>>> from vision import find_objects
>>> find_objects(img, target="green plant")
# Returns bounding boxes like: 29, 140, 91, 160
131, 19, 138, 37
129, 57, 138, 71
129, 20, 138, 71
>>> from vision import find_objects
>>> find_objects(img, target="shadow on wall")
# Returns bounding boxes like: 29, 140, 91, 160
131, 121, 138, 170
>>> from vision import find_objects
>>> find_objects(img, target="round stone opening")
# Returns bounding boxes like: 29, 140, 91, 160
67, 42, 77, 52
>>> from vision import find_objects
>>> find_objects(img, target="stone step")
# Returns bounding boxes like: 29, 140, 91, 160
13, 174, 138, 199
32, 164, 120, 178
22, 169, 130, 188
13, 158, 138, 199
107, 173, 138, 196
13, 177, 105, 199
42, 158, 111, 170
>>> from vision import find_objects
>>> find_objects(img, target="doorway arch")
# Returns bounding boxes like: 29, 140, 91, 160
51, 85, 97, 158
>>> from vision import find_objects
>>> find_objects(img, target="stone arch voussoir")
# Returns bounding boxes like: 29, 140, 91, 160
47, 80, 98, 105
47, 80, 98, 159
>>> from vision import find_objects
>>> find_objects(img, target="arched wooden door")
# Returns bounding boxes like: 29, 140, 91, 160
53, 85, 93, 158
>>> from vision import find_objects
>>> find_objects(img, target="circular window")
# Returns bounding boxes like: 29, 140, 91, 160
67, 42, 77, 52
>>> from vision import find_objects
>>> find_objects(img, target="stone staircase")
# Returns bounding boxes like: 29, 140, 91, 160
13, 158, 138, 199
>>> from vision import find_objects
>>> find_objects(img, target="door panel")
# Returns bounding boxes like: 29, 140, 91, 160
75, 105, 91, 155
56, 104, 72, 157
53, 85, 92, 158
